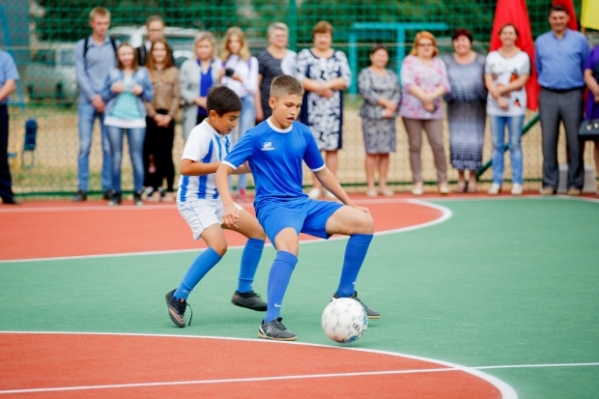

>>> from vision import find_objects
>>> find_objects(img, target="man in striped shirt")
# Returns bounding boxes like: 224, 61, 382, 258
165, 86, 267, 328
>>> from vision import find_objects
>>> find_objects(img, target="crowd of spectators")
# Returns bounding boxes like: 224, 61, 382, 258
356, 4, 597, 197
2, 4, 598, 205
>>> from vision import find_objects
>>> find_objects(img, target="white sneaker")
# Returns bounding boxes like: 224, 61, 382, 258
412, 187, 423, 196
438, 183, 450, 195
307, 188, 321, 199
511, 184, 523, 196
365, 188, 378, 198
488, 183, 501, 196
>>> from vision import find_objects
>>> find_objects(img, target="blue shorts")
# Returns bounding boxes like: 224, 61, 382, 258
257, 198, 343, 246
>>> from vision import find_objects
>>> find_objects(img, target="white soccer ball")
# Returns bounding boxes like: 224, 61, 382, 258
321, 297, 368, 343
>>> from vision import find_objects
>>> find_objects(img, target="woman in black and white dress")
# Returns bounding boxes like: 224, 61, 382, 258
255, 22, 297, 121
296, 21, 351, 199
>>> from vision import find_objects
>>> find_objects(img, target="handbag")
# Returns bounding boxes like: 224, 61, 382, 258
579, 103, 599, 141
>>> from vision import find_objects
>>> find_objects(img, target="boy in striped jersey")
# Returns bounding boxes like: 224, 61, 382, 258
165, 86, 267, 328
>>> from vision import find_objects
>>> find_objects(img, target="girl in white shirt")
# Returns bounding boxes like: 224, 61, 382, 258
220, 27, 259, 202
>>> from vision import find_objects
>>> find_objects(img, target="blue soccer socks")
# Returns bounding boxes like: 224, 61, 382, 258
336, 234, 373, 297
237, 238, 265, 293
174, 247, 222, 300
264, 251, 298, 323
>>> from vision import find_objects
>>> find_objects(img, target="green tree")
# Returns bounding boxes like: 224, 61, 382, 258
36, 0, 237, 42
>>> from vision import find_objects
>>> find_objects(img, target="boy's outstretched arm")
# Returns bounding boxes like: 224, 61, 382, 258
179, 159, 220, 176
314, 167, 370, 215
215, 163, 240, 228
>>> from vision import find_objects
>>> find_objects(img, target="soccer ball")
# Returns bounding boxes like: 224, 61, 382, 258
321, 297, 368, 343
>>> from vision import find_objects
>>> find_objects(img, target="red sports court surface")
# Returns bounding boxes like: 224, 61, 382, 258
0, 196, 515, 398
0, 333, 509, 399
0, 197, 446, 261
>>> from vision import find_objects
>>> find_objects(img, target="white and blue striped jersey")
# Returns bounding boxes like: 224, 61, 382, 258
177, 120, 230, 202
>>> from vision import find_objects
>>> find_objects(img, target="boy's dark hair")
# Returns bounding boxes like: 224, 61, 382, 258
270, 75, 304, 99
207, 85, 242, 115
549, 4, 568, 15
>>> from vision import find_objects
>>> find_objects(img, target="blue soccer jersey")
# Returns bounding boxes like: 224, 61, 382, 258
177, 120, 230, 202
222, 119, 325, 212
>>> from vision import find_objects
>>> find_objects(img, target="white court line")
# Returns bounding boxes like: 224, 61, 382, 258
0, 195, 596, 214
554, 194, 599, 204
0, 331, 515, 398
0, 203, 178, 213
477, 362, 599, 370
0, 368, 462, 395
3, 361, 595, 395
428, 194, 599, 203
0, 199, 452, 264
0, 197, 423, 213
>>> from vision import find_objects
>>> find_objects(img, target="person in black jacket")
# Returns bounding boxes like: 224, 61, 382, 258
137, 15, 174, 67
0, 50, 20, 204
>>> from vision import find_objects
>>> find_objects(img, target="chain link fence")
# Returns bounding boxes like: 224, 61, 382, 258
2, 0, 596, 197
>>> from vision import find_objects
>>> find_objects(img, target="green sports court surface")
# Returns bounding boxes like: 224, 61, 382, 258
0, 196, 598, 398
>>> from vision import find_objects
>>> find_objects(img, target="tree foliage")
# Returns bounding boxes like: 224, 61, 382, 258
34, 0, 579, 45
36, 0, 237, 42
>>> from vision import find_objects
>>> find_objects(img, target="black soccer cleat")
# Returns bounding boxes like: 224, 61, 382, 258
258, 317, 297, 341
165, 289, 193, 327
232, 291, 267, 311
333, 291, 380, 319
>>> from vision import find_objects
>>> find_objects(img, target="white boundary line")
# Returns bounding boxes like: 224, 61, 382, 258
0, 204, 179, 213
424, 194, 599, 203
0, 200, 452, 264
0, 331, 517, 398
0, 197, 435, 213
477, 363, 599, 370
554, 195, 599, 204
0, 195, 596, 214
0, 369, 462, 395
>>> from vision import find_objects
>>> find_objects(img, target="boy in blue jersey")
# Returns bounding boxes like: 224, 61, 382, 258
165, 86, 268, 328
215, 75, 379, 341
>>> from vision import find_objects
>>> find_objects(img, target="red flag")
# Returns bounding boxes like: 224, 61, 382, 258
553, 0, 578, 30
490, 0, 539, 111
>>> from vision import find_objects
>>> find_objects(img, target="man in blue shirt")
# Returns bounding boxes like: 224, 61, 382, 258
535, 4, 589, 195
216, 75, 379, 341
0, 50, 20, 204
72, 7, 117, 202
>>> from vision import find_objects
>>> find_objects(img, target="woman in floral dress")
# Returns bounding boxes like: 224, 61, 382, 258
296, 21, 351, 199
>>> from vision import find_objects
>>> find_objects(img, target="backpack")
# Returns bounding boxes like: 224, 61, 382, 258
83, 36, 117, 66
